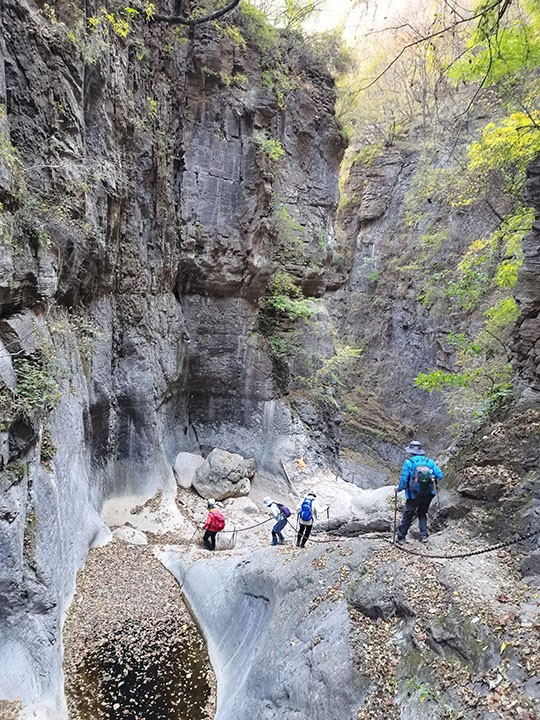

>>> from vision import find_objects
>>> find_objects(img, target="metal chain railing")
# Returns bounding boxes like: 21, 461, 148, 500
285, 517, 540, 559
388, 527, 540, 559
188, 510, 540, 560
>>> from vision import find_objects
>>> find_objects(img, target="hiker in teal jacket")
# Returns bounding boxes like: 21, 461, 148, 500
395, 440, 443, 544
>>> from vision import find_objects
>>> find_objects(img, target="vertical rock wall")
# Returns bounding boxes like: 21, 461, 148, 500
514, 157, 540, 406
0, 0, 344, 712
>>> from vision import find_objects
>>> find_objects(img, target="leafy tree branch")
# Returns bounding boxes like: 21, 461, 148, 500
353, 0, 515, 97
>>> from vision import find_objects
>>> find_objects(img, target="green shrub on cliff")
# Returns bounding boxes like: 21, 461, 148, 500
0, 353, 62, 432
452, 113, 540, 205
238, 1, 278, 53
253, 131, 285, 161
260, 271, 314, 330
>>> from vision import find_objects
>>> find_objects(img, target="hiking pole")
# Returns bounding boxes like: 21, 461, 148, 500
434, 479, 443, 530
187, 524, 200, 547
393, 490, 398, 544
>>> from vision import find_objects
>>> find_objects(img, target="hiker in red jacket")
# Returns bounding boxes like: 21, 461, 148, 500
202, 499, 225, 551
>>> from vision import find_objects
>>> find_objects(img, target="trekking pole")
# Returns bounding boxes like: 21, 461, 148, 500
435, 479, 443, 530
393, 490, 398, 544
187, 524, 200, 547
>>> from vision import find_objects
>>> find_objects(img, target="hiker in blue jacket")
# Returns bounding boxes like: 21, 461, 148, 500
263, 497, 287, 546
395, 440, 443, 544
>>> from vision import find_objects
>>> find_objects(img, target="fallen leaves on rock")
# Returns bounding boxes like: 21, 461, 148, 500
63, 541, 216, 720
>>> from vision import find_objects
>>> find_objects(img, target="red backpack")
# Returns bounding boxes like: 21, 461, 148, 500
208, 510, 225, 532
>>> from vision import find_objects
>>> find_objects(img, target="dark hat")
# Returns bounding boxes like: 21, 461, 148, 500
404, 440, 424, 455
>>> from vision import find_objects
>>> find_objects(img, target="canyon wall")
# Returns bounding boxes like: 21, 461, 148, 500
0, 0, 344, 711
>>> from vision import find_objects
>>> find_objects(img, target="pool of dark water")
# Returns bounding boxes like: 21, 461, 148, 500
66, 617, 213, 720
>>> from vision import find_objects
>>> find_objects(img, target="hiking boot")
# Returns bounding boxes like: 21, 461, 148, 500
396, 537, 406, 545
419, 536, 428, 544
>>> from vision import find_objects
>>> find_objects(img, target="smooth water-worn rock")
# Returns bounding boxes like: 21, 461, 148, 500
173, 452, 205, 490
161, 544, 368, 720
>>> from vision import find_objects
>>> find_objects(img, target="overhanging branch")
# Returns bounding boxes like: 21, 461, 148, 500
152, 0, 241, 26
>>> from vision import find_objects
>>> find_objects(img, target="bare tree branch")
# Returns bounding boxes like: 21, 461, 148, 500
153, 0, 241, 26
483, 328, 512, 361
353, 0, 514, 98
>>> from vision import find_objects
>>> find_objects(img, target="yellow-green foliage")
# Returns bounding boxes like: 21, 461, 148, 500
259, 271, 315, 338
238, 1, 278, 53
416, 202, 532, 425
0, 354, 62, 430
296, 343, 363, 411
0, 124, 27, 205
147, 97, 158, 117
446, 206, 532, 309
253, 130, 285, 161
271, 198, 305, 262
261, 64, 298, 109
310, 344, 362, 386
352, 142, 384, 167
453, 112, 540, 204
88, 9, 130, 37
415, 369, 471, 392
419, 228, 449, 250
448, 0, 540, 87
483, 297, 520, 335
220, 23, 247, 50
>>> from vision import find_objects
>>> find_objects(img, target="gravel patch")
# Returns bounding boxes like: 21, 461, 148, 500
0, 701, 22, 720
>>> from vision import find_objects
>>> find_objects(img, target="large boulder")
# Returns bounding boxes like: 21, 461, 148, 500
192, 448, 256, 500
173, 452, 205, 489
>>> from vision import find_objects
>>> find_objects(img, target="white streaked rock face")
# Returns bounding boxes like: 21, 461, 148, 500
161, 543, 367, 720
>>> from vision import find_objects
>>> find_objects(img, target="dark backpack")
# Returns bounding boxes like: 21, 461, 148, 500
299, 498, 313, 522
410, 464, 435, 496
276, 502, 292, 518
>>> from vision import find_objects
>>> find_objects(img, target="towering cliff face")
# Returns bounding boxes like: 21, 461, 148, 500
330, 119, 539, 482
0, 0, 344, 712
515, 157, 540, 407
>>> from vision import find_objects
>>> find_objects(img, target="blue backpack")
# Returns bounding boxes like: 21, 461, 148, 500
299, 498, 313, 522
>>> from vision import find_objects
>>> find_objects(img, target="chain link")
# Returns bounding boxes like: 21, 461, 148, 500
388, 527, 540, 559
194, 514, 540, 559
287, 518, 540, 557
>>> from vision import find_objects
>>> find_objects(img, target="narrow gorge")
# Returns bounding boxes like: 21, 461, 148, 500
0, 1, 539, 719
